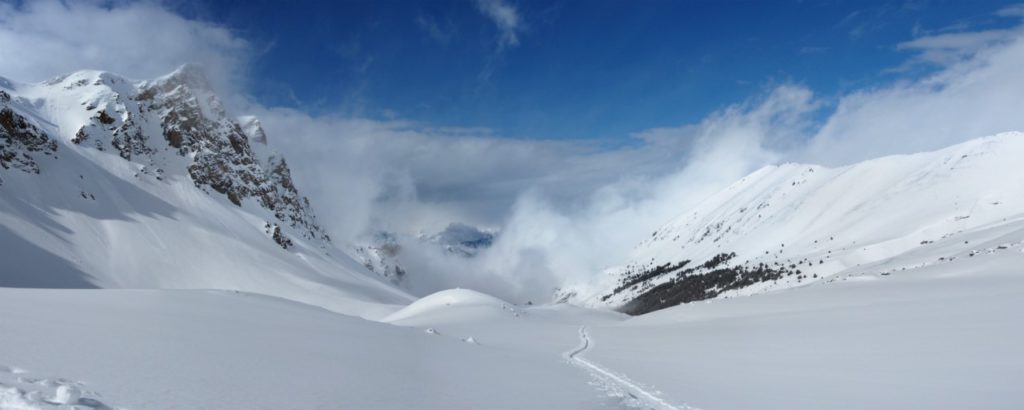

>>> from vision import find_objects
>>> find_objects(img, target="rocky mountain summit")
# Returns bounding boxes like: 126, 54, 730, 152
1, 64, 327, 249
0, 65, 410, 316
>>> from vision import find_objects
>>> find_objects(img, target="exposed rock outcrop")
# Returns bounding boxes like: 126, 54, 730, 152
0, 103, 58, 179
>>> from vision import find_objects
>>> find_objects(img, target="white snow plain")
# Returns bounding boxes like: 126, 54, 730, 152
2, 246, 1022, 409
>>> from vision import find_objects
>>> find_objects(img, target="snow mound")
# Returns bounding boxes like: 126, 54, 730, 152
0, 361, 110, 410
383, 288, 512, 323
52, 385, 80, 405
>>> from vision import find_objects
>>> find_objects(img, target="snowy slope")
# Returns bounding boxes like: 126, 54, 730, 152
0, 288, 611, 409
583, 246, 1024, 409
568, 132, 1024, 313
3, 248, 1020, 409
0, 67, 411, 318
2, 248, 1021, 409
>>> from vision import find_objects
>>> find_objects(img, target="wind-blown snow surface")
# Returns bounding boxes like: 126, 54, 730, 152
581, 251, 1024, 409
0, 289, 607, 409
3, 246, 1021, 409
0, 68, 411, 318
570, 132, 1024, 312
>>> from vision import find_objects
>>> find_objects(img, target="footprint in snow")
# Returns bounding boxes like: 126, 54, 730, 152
0, 364, 27, 374
0, 363, 116, 409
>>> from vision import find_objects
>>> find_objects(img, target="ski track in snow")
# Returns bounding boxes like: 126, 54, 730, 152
566, 326, 697, 410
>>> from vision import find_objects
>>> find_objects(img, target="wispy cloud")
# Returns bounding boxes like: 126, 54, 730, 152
472, 0, 525, 87
894, 29, 1016, 67
996, 3, 1024, 17
416, 14, 456, 45
475, 0, 523, 50
888, 5, 1023, 72
836, 4, 900, 41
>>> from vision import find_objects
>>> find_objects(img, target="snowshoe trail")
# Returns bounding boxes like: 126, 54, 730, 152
565, 327, 698, 410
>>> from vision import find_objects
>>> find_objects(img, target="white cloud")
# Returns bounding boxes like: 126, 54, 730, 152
0, 0, 250, 91
804, 24, 1024, 165
996, 4, 1024, 17
475, 0, 522, 49
893, 29, 1016, 68
245, 85, 808, 301
245, 104, 694, 243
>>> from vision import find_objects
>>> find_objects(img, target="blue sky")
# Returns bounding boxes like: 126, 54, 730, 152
168, 0, 1021, 141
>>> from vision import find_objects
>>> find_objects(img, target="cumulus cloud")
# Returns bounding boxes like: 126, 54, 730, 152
247, 86, 810, 301
0, 0, 250, 91
454, 88, 807, 300
246, 104, 693, 242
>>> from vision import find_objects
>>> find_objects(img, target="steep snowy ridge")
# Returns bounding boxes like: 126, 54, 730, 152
0, 66, 411, 318
574, 132, 1024, 314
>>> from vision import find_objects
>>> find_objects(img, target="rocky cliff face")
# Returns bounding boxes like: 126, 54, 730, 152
353, 232, 407, 284
0, 90, 58, 181
1, 65, 328, 249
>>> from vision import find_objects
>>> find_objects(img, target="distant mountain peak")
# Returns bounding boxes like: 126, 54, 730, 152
429, 223, 496, 256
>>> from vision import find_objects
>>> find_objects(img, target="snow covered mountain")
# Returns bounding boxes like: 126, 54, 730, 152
353, 223, 496, 285
426, 222, 497, 257
353, 231, 407, 284
568, 132, 1024, 314
0, 65, 411, 318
